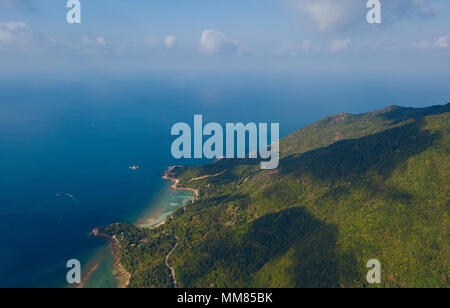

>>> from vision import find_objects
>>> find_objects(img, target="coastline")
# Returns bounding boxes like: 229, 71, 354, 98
162, 166, 199, 199
90, 228, 131, 288
89, 166, 197, 288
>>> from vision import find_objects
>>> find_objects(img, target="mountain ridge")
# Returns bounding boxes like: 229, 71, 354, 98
99, 103, 449, 288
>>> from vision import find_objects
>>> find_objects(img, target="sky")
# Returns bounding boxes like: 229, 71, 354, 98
0, 0, 450, 76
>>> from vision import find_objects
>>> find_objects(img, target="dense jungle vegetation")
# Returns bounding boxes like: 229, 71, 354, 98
102, 103, 449, 288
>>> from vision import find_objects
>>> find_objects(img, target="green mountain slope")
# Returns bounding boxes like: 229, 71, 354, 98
100, 103, 449, 288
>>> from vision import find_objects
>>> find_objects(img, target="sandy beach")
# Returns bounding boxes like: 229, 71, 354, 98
87, 166, 203, 288
162, 166, 200, 198
87, 168, 197, 288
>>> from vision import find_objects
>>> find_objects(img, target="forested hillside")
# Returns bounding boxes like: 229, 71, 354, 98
103, 103, 449, 288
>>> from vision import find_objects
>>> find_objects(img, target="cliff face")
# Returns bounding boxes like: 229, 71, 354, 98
109, 103, 450, 288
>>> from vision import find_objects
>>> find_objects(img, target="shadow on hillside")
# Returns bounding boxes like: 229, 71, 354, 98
245, 207, 347, 288
191, 206, 357, 288
176, 105, 448, 287
277, 117, 443, 187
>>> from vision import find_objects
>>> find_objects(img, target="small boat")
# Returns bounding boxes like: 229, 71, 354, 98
129, 165, 140, 171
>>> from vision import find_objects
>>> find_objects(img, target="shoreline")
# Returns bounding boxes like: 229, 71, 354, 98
162, 166, 199, 199
90, 228, 131, 288
89, 166, 197, 288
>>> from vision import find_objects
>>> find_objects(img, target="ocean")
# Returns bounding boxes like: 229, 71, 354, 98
0, 72, 448, 287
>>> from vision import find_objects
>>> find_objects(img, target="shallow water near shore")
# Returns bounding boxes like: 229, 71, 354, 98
136, 183, 194, 229
82, 183, 193, 288
78, 245, 120, 288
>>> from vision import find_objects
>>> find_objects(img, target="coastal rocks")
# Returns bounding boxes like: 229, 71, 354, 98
90, 227, 131, 288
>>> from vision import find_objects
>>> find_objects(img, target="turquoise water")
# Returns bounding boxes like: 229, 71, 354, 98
83, 184, 193, 288
75, 245, 119, 288
136, 184, 194, 229
1, 73, 448, 288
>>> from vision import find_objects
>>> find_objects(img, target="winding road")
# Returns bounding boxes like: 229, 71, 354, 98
163, 170, 228, 288
165, 235, 179, 288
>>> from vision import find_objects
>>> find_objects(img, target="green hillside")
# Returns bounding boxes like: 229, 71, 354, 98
100, 103, 449, 288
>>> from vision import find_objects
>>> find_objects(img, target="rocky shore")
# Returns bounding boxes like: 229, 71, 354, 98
90, 228, 131, 288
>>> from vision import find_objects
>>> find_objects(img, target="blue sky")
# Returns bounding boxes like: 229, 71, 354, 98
0, 0, 450, 75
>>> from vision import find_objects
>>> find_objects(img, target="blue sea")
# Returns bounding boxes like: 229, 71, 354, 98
0, 71, 448, 287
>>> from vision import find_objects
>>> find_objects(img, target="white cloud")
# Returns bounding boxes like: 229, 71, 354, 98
415, 36, 450, 50
289, 0, 439, 32
96, 37, 107, 46
277, 40, 313, 56
144, 37, 160, 48
0, 28, 13, 43
403, 0, 436, 18
164, 35, 175, 49
81, 35, 107, 47
300, 39, 313, 50
289, 0, 363, 32
0, 20, 62, 52
0, 20, 29, 46
415, 40, 431, 50
0, 0, 32, 10
0, 20, 26, 31
115, 44, 128, 56
200, 29, 239, 55
330, 38, 351, 51
435, 36, 449, 49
